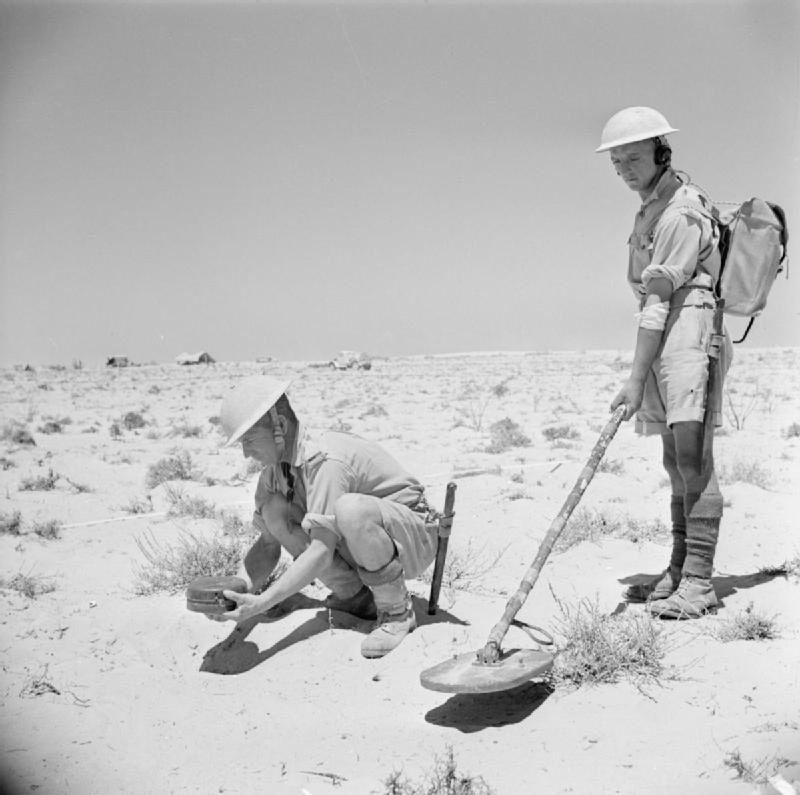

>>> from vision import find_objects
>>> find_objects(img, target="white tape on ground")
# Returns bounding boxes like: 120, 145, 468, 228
60, 460, 569, 529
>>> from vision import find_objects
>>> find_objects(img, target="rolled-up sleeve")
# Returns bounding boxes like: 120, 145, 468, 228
641, 210, 707, 291
300, 459, 354, 550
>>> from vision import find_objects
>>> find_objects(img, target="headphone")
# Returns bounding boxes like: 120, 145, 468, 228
653, 136, 672, 166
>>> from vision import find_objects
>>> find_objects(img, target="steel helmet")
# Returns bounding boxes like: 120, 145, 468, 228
596, 106, 679, 153
219, 375, 292, 447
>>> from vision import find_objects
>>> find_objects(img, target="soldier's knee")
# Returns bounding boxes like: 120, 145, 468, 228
334, 493, 382, 536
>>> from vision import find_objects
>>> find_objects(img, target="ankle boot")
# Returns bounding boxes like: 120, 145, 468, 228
358, 558, 417, 659
648, 574, 718, 619
323, 585, 377, 620
624, 496, 685, 602
649, 493, 721, 620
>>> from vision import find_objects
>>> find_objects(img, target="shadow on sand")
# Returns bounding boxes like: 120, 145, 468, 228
424, 681, 552, 732
200, 593, 467, 675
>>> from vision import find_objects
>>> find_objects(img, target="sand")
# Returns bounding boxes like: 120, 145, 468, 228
1, 349, 798, 794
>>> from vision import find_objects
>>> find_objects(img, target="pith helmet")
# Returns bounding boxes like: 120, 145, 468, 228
596, 106, 679, 153
220, 375, 292, 447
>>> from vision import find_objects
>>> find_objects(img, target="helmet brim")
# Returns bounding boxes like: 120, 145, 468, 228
221, 378, 292, 448
595, 126, 679, 153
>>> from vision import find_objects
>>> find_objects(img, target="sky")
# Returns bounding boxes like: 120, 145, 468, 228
0, 0, 798, 367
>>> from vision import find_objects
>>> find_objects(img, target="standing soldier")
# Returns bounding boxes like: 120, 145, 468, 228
209, 375, 439, 656
597, 106, 732, 618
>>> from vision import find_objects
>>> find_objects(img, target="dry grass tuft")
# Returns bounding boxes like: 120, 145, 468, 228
145, 450, 196, 490
19, 468, 59, 492
164, 485, 217, 519
783, 422, 800, 439
1, 420, 36, 446
554, 508, 667, 552
122, 411, 146, 430
133, 528, 256, 594
417, 538, 506, 595
712, 603, 779, 642
718, 459, 773, 490
120, 495, 153, 515
484, 417, 531, 454
32, 519, 62, 540
723, 749, 792, 786
171, 418, 204, 438
542, 424, 580, 443
1, 572, 57, 598
383, 746, 495, 795
549, 593, 668, 688
0, 510, 23, 535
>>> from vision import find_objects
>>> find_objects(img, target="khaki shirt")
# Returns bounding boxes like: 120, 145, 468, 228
627, 169, 720, 304
254, 430, 425, 551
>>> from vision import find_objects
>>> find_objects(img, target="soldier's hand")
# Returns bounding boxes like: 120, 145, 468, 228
610, 379, 643, 420
205, 590, 266, 624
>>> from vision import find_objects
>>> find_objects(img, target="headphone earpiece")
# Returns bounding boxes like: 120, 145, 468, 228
653, 137, 672, 166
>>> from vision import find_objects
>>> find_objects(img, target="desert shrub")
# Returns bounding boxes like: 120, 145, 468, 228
360, 403, 388, 419
0, 456, 15, 470
32, 519, 62, 540
220, 511, 248, 537
384, 746, 494, 795
208, 415, 221, 426
1, 572, 57, 598
554, 508, 667, 552
121, 495, 153, 515
718, 460, 773, 490
172, 419, 203, 438
723, 749, 792, 787
453, 377, 513, 432
133, 529, 251, 594
37, 420, 63, 434
485, 417, 531, 454
164, 485, 217, 519
542, 424, 580, 442
712, 603, 779, 642
1, 421, 35, 446
148, 385, 161, 395
19, 469, 59, 492
549, 595, 667, 687
783, 422, 800, 439
123, 411, 146, 430
0, 510, 23, 535
598, 457, 625, 475
145, 450, 195, 490
416, 538, 506, 594
724, 388, 759, 431
109, 421, 123, 439
65, 476, 92, 494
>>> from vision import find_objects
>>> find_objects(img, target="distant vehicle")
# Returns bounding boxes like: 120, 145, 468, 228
329, 351, 372, 370
175, 351, 215, 365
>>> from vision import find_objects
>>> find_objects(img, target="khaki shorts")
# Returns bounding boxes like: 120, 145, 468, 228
329, 497, 438, 580
636, 291, 733, 436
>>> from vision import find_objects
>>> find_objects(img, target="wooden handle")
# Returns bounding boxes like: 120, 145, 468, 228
478, 406, 626, 662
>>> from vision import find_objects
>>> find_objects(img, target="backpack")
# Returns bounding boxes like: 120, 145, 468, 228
713, 198, 789, 343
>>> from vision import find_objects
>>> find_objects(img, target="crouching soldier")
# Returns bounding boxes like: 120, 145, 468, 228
211, 375, 438, 658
